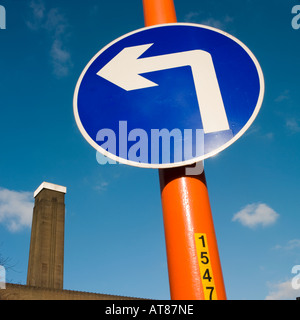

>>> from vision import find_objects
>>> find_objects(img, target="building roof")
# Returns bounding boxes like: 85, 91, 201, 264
34, 182, 67, 198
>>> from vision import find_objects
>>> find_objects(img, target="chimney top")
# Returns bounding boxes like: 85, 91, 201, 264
34, 182, 67, 198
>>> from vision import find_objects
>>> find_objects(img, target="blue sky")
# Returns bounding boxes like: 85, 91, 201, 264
1, 0, 300, 300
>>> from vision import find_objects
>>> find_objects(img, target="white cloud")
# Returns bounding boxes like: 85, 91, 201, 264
286, 118, 300, 133
184, 11, 202, 23
44, 8, 67, 34
26, 0, 72, 77
245, 124, 274, 140
184, 11, 233, 31
232, 203, 279, 228
274, 89, 290, 103
0, 188, 34, 232
200, 16, 233, 30
50, 39, 72, 77
26, 0, 45, 29
264, 132, 274, 139
94, 181, 109, 192
274, 239, 300, 251
265, 280, 300, 300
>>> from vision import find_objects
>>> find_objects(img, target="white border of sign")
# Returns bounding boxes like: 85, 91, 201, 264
73, 23, 265, 169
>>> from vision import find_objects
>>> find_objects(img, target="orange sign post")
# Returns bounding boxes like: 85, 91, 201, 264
142, 0, 227, 300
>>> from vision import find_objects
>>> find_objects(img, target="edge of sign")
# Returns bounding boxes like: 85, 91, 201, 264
73, 23, 265, 169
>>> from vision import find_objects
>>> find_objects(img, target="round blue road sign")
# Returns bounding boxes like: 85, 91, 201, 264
74, 23, 264, 168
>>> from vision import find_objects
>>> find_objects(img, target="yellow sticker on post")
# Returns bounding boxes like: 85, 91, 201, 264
194, 233, 217, 300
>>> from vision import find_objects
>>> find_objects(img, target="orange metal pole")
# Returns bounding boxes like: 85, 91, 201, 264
142, 0, 227, 300
143, 0, 177, 26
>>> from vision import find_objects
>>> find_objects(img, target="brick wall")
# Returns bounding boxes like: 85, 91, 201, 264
0, 283, 142, 300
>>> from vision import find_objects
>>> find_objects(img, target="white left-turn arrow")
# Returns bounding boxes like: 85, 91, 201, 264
97, 43, 230, 134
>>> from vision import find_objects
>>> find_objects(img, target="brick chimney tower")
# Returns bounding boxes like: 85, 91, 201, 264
27, 182, 66, 289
